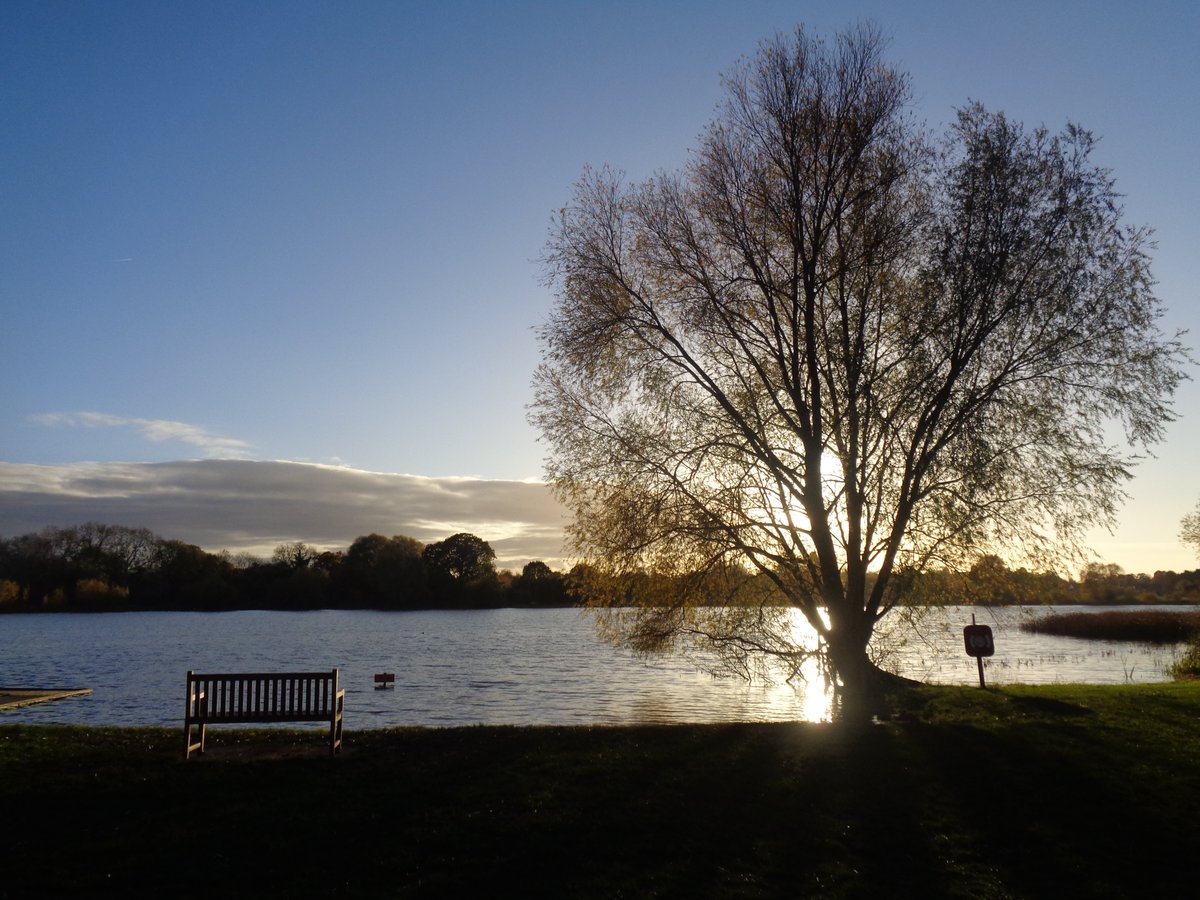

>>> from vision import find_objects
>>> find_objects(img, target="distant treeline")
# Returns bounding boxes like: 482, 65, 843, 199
0, 523, 570, 612
3, 525, 1199, 613
913, 557, 1200, 606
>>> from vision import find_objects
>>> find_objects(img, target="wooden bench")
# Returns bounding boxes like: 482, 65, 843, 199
185, 669, 344, 759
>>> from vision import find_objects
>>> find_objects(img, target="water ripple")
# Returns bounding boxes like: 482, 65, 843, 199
0, 606, 1185, 727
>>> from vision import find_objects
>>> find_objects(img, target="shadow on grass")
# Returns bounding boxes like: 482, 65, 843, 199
894, 686, 1200, 898
3, 687, 1200, 898
997, 694, 1092, 717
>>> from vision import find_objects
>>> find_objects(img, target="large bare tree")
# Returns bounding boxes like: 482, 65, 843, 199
532, 25, 1187, 703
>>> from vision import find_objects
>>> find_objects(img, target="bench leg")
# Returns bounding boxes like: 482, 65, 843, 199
330, 695, 344, 755
330, 716, 342, 754
184, 722, 207, 759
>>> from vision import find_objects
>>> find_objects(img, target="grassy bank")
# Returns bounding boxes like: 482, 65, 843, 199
4, 684, 1200, 898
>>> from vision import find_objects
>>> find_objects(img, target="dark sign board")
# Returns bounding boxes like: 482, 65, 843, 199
963, 624, 995, 658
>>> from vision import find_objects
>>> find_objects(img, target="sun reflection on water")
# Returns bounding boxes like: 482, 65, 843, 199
779, 608, 834, 722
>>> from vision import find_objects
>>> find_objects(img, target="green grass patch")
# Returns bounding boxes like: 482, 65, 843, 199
4, 684, 1200, 897
1169, 638, 1200, 680
1018, 608, 1200, 642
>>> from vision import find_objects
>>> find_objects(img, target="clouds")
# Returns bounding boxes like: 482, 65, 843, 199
0, 460, 569, 570
29, 412, 254, 459
8, 414, 569, 568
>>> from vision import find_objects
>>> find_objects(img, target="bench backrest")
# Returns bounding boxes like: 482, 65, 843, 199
186, 670, 342, 723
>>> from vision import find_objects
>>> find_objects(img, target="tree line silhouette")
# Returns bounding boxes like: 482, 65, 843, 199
2, 524, 1198, 614
0, 523, 570, 612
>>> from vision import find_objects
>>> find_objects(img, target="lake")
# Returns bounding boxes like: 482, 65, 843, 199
0, 606, 1188, 727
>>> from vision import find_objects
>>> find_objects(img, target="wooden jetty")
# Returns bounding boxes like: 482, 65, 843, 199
0, 688, 93, 711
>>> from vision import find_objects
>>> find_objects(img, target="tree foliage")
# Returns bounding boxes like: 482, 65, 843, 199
3, 522, 1197, 613
1181, 502, 1200, 560
421, 533, 499, 606
422, 533, 497, 583
510, 560, 570, 608
532, 24, 1187, 697
343, 533, 428, 607
0, 524, 565, 611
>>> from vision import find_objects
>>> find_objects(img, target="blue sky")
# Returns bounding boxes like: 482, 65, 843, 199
2, 1, 1197, 572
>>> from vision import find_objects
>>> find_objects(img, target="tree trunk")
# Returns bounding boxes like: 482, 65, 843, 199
826, 623, 915, 721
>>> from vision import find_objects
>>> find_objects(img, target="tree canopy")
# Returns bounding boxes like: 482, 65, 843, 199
422, 533, 497, 583
0, 524, 569, 611
532, 24, 1188, 702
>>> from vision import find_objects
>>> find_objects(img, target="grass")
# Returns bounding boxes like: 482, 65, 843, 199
1169, 639, 1200, 679
4, 684, 1200, 898
1018, 608, 1200, 643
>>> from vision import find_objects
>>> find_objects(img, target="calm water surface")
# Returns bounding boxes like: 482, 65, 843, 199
0, 606, 1187, 727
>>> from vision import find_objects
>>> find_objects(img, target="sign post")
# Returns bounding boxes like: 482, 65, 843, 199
963, 614, 995, 688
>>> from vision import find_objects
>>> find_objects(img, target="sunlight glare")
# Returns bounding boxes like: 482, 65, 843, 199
780, 607, 834, 722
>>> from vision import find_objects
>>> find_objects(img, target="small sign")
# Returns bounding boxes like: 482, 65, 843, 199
374, 672, 396, 690
963, 624, 995, 658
